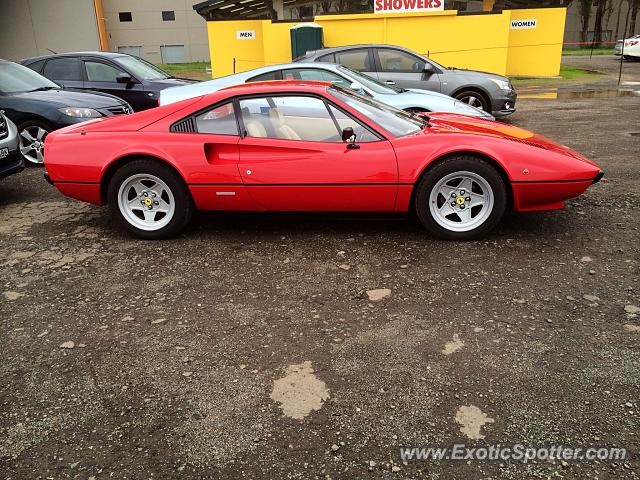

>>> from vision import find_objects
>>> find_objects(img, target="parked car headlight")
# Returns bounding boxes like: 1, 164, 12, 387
489, 78, 512, 91
58, 107, 102, 118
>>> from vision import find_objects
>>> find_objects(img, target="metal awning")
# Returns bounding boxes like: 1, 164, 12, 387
193, 0, 314, 21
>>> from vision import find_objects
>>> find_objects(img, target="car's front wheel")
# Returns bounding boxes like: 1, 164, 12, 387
453, 90, 490, 112
18, 120, 51, 166
414, 155, 507, 240
107, 159, 193, 239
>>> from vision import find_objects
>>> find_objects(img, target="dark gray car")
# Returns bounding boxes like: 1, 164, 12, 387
296, 44, 517, 117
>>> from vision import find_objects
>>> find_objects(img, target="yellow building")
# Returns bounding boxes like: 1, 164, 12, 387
200, 7, 566, 79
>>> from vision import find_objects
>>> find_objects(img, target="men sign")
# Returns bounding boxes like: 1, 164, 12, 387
374, 0, 443, 14
237, 30, 256, 40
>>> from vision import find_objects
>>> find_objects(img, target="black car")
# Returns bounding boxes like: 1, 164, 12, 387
0, 111, 24, 179
0, 59, 132, 165
21, 52, 196, 112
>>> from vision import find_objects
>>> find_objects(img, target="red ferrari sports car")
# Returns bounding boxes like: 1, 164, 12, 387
43, 81, 603, 240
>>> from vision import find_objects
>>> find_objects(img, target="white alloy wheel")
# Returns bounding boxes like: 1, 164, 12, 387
117, 173, 176, 231
428, 171, 494, 233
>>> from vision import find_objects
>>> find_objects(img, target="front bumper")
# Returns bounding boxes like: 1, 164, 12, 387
492, 89, 518, 117
0, 125, 24, 180
0, 148, 25, 179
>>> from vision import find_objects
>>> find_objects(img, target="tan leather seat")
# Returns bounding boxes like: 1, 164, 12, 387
269, 109, 301, 140
245, 120, 267, 138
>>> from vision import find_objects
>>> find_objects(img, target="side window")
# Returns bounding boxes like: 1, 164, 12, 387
317, 53, 335, 63
239, 96, 342, 142
282, 69, 351, 88
43, 58, 82, 81
25, 59, 46, 74
247, 70, 282, 82
334, 49, 370, 71
195, 102, 238, 135
84, 61, 123, 82
377, 49, 426, 73
327, 105, 378, 143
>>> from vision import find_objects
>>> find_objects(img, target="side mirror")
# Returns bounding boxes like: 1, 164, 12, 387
341, 127, 360, 149
341, 127, 355, 142
422, 64, 434, 74
116, 73, 133, 84
349, 82, 366, 95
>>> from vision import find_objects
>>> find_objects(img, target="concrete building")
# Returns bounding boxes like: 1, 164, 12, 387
0, 0, 102, 61
102, 0, 210, 63
0, 0, 210, 63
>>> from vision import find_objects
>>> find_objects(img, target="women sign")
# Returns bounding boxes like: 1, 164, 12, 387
374, 0, 443, 13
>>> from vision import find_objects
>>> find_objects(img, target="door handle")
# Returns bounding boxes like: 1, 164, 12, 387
385, 80, 396, 85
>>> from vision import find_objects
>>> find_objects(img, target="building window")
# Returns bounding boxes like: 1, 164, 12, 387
160, 45, 186, 64
117, 46, 143, 57
162, 10, 175, 21
118, 12, 132, 22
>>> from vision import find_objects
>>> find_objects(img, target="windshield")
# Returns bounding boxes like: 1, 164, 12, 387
0, 62, 59, 94
114, 56, 171, 80
336, 65, 402, 95
329, 85, 423, 138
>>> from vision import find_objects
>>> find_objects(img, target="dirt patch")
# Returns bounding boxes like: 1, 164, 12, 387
454, 405, 495, 440
270, 361, 329, 420
442, 333, 464, 355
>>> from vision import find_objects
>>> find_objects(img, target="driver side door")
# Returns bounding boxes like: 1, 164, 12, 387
81, 59, 145, 111
236, 95, 398, 211
373, 47, 442, 92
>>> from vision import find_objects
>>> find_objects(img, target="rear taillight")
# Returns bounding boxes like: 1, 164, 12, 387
630, 40, 639, 46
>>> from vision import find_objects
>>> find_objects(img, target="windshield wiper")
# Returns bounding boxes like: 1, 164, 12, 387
410, 112, 431, 128
30, 86, 58, 92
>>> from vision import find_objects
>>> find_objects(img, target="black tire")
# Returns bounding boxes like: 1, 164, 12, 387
414, 155, 507, 240
107, 159, 193, 239
17, 120, 51, 167
453, 90, 490, 112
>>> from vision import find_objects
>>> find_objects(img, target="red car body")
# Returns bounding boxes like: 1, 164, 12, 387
44, 81, 602, 218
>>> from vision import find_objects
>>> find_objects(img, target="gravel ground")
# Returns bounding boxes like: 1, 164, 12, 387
1, 57, 639, 479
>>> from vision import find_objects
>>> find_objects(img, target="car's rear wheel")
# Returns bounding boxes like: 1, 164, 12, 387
414, 155, 507, 240
18, 120, 51, 166
454, 90, 490, 112
107, 159, 193, 239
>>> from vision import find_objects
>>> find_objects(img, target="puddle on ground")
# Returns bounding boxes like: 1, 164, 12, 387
518, 88, 640, 100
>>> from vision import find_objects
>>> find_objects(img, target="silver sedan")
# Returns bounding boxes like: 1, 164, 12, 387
160, 63, 495, 120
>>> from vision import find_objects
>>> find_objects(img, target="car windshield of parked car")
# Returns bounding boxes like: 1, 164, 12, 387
329, 85, 423, 138
336, 65, 401, 95
0, 62, 60, 94
113, 56, 170, 80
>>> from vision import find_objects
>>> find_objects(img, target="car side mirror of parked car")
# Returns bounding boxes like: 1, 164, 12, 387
349, 82, 366, 95
422, 64, 434, 74
116, 73, 134, 84
342, 127, 360, 149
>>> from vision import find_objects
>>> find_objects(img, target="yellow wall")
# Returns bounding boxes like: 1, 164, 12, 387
206, 8, 566, 79
507, 8, 567, 77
